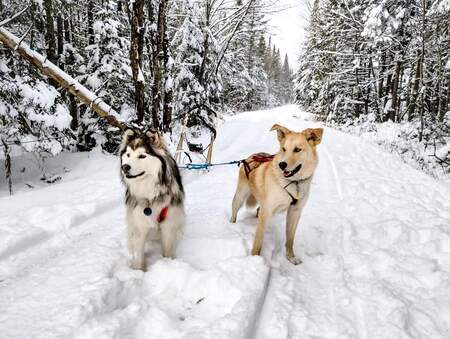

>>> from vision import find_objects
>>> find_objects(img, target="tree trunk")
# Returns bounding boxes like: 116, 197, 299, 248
147, 1, 159, 128
354, 66, 361, 118
129, 0, 146, 123
397, 64, 404, 118
440, 77, 450, 122
151, 0, 168, 130
64, 15, 71, 43
71, 9, 76, 46
57, 14, 64, 69
161, 0, 172, 132
44, 0, 56, 64
198, 1, 211, 86
418, 0, 427, 142
388, 60, 402, 122
408, 51, 422, 121
1, 138, 13, 195
435, 25, 443, 121
368, 56, 381, 119
378, 52, 385, 99
87, 0, 95, 45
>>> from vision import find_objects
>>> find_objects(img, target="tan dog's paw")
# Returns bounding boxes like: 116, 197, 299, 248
251, 248, 261, 256
287, 255, 302, 265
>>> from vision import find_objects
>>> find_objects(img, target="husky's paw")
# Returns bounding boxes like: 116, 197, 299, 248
229, 216, 236, 223
287, 255, 302, 265
130, 261, 146, 271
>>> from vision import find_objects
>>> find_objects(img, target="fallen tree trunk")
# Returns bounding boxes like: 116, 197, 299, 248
0, 27, 125, 130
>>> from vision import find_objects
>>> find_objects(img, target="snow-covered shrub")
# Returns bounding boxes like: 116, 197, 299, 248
0, 54, 73, 156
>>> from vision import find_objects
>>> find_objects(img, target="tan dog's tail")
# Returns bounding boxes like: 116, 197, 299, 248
245, 194, 257, 208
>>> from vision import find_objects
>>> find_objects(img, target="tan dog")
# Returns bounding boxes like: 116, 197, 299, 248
230, 124, 323, 264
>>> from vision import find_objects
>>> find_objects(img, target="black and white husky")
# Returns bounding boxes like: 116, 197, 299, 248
119, 128, 185, 270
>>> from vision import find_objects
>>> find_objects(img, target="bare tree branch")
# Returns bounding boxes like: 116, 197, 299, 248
0, 6, 30, 27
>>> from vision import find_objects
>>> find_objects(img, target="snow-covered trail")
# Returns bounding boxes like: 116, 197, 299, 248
1, 105, 450, 339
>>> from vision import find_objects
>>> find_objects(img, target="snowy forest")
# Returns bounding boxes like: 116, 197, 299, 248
1, 0, 294, 155
296, 0, 450, 175
1, 1, 450, 338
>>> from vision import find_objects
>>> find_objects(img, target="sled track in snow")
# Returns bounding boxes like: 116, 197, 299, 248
247, 244, 278, 339
322, 145, 344, 201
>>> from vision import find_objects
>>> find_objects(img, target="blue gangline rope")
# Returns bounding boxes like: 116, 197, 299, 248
178, 159, 243, 170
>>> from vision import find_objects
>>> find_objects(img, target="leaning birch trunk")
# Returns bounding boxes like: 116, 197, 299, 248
0, 27, 125, 130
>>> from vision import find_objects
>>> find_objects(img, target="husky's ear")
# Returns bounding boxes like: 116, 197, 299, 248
146, 129, 165, 148
122, 128, 136, 144
303, 128, 323, 146
270, 124, 291, 142
119, 128, 135, 154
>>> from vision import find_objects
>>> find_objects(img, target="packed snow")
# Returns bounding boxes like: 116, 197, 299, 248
1, 105, 450, 338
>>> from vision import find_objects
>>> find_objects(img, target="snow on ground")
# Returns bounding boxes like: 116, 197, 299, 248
334, 117, 450, 184
1, 105, 450, 338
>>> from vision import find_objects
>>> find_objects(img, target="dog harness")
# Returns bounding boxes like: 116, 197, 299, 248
242, 153, 275, 178
283, 177, 312, 205
143, 206, 169, 222
241, 153, 311, 205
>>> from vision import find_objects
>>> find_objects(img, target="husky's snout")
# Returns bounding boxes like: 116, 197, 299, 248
122, 164, 131, 173
122, 163, 145, 179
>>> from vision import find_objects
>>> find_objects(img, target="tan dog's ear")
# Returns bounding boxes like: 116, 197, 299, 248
303, 128, 323, 146
146, 129, 165, 148
270, 124, 291, 142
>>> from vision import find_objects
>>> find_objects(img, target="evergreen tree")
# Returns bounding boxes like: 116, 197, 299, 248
280, 54, 293, 104
295, 0, 449, 167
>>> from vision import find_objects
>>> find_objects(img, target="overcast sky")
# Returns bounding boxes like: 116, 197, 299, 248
267, 0, 310, 71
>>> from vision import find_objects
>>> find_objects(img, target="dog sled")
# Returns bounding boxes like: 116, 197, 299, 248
174, 105, 217, 168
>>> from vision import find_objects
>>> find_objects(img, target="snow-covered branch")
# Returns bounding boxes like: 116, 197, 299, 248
0, 26, 125, 130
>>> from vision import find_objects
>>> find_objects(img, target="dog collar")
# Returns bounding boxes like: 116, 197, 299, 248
283, 176, 312, 205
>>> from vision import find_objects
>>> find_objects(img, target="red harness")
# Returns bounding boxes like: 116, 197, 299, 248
242, 153, 275, 178
158, 206, 169, 223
